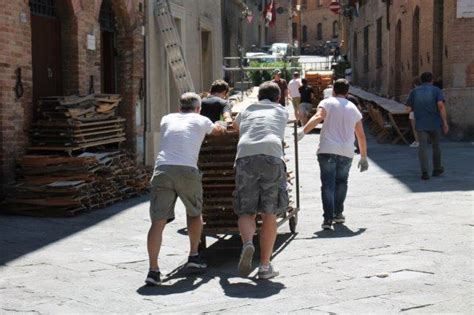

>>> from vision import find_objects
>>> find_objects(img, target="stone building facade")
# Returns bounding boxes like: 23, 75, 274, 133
267, 0, 294, 44
293, 0, 344, 53
347, 0, 474, 140
145, 0, 224, 165
0, 0, 145, 186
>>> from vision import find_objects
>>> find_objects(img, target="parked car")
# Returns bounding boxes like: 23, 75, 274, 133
269, 43, 298, 57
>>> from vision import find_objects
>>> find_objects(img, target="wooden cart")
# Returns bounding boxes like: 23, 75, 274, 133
198, 122, 301, 249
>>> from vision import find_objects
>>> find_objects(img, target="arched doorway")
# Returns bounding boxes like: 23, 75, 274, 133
412, 7, 420, 77
394, 20, 402, 100
432, 0, 444, 80
100, 0, 117, 94
30, 0, 62, 107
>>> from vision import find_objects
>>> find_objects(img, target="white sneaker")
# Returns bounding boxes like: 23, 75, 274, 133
238, 242, 255, 277
258, 264, 279, 280
410, 141, 419, 148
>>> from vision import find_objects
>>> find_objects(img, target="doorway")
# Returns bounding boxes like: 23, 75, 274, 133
201, 30, 213, 92
394, 20, 402, 100
100, 0, 117, 94
30, 0, 62, 108
432, 0, 444, 80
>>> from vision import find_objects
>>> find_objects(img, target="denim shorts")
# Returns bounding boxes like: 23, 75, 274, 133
233, 155, 289, 216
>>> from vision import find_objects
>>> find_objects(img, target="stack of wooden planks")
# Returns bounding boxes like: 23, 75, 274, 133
29, 94, 125, 154
1, 152, 150, 217
305, 71, 333, 114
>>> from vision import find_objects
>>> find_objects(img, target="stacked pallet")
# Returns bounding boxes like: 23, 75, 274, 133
29, 94, 125, 154
1, 152, 150, 217
198, 131, 240, 234
305, 71, 333, 114
198, 129, 294, 235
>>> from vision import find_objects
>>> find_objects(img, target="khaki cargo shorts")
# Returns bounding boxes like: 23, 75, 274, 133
233, 155, 289, 216
149, 165, 203, 222
292, 97, 301, 113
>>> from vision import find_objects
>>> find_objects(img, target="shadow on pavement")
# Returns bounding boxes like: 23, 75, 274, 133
0, 195, 149, 266
313, 224, 366, 238
365, 132, 474, 193
136, 233, 294, 298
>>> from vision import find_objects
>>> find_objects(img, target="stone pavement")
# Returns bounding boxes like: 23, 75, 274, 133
1, 119, 473, 313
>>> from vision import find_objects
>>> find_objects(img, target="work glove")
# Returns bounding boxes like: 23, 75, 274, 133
358, 156, 369, 172
296, 129, 305, 142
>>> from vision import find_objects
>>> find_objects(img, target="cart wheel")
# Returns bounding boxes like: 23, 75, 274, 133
199, 235, 207, 252
289, 215, 298, 234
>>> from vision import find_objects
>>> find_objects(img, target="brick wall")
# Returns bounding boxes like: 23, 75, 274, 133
348, 0, 474, 139
0, 0, 33, 187
0, 0, 144, 188
299, 0, 342, 48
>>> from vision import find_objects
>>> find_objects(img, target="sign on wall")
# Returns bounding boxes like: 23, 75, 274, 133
457, 0, 474, 18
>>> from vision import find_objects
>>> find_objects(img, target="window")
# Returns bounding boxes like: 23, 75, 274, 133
317, 23, 323, 40
317, 0, 322, 6
302, 25, 308, 42
353, 33, 358, 61
301, 0, 307, 9
333, 21, 339, 38
292, 22, 297, 40
363, 26, 369, 72
376, 17, 382, 67
412, 7, 420, 76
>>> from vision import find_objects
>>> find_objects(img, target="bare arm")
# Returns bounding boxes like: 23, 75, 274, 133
405, 105, 412, 113
355, 120, 367, 157
223, 111, 232, 123
210, 123, 226, 136
437, 100, 449, 134
302, 107, 326, 134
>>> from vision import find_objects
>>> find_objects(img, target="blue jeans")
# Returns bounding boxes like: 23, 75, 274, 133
317, 154, 353, 221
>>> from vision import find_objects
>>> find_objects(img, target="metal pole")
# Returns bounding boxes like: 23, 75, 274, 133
293, 121, 300, 209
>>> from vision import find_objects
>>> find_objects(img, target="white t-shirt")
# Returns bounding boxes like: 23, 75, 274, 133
288, 79, 302, 98
155, 113, 214, 169
317, 97, 362, 158
323, 87, 333, 99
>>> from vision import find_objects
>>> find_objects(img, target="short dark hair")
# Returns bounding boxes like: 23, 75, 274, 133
420, 72, 433, 83
258, 81, 281, 102
301, 78, 308, 85
333, 79, 350, 95
209, 80, 229, 94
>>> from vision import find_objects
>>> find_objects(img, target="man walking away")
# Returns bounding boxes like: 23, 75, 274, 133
406, 72, 449, 180
288, 72, 302, 119
271, 69, 288, 107
297, 79, 368, 230
200, 80, 232, 124
233, 82, 289, 279
146, 92, 226, 286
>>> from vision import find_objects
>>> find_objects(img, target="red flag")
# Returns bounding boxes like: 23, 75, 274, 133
263, 0, 276, 27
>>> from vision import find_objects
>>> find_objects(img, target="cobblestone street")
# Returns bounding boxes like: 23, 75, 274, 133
1, 125, 473, 314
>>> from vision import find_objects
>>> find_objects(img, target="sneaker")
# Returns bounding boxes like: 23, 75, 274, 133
238, 242, 255, 277
145, 270, 161, 286
432, 167, 444, 177
421, 172, 430, 180
257, 264, 279, 280
186, 254, 207, 269
321, 219, 333, 230
410, 141, 419, 148
334, 214, 345, 224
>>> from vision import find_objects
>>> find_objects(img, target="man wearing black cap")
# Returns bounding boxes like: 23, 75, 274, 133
271, 69, 288, 107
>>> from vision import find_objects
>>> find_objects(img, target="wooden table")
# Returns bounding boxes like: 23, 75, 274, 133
349, 86, 411, 144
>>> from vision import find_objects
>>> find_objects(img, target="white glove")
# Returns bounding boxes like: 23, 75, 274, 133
358, 156, 369, 172
296, 129, 306, 142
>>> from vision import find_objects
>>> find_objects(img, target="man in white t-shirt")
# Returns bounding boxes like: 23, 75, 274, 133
145, 92, 225, 286
297, 79, 368, 230
288, 72, 302, 119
